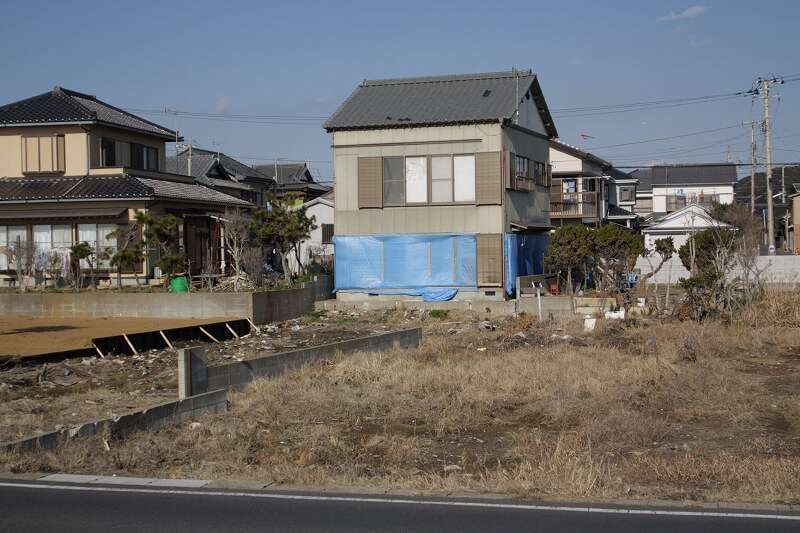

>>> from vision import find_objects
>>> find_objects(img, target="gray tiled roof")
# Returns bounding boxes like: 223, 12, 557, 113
0, 174, 251, 207
324, 70, 557, 137
0, 87, 178, 140
608, 205, 637, 218
168, 148, 273, 183
631, 164, 737, 192
254, 163, 313, 185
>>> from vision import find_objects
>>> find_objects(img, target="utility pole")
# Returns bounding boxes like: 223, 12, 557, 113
187, 139, 193, 177
753, 77, 782, 255
743, 121, 759, 214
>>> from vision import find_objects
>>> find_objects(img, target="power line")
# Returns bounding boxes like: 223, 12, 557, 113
582, 124, 746, 150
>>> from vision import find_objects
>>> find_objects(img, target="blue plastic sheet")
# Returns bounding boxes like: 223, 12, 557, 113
333, 234, 477, 299
504, 233, 550, 295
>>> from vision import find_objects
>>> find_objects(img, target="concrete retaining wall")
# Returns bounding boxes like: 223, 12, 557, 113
635, 255, 800, 286
2, 389, 228, 453
204, 328, 422, 391
0, 275, 334, 324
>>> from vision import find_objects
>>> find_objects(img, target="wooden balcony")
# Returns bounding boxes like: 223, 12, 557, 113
550, 191, 598, 218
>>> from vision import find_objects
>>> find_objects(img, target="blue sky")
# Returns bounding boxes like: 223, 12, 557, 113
1, 0, 798, 183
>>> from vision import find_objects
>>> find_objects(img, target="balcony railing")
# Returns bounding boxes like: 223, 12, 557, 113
550, 191, 598, 217
666, 194, 720, 212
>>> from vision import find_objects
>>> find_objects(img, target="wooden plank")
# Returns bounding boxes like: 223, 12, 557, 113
159, 330, 174, 349
122, 333, 138, 356
225, 323, 240, 340
199, 327, 219, 343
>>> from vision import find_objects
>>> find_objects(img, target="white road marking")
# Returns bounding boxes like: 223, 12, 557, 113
0, 480, 798, 521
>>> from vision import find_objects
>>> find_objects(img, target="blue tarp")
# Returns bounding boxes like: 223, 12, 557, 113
504, 233, 549, 295
333, 234, 477, 300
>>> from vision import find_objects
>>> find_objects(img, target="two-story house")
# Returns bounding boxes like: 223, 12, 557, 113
549, 140, 638, 229
253, 162, 330, 203
631, 163, 736, 217
167, 147, 275, 206
0, 86, 252, 286
324, 70, 558, 301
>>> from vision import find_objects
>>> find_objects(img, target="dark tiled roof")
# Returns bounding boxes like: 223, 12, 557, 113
324, 70, 557, 137
168, 148, 273, 183
605, 167, 637, 182
608, 205, 637, 218
134, 176, 252, 206
254, 163, 314, 185
0, 87, 178, 140
631, 164, 737, 192
0, 174, 251, 207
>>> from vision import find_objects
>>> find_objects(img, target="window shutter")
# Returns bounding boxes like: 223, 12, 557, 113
358, 157, 383, 208
475, 152, 501, 205
476, 233, 502, 286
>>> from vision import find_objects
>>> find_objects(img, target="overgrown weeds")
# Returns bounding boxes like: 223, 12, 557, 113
3, 308, 800, 504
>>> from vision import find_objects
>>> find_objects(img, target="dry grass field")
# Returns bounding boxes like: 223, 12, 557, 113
2, 296, 800, 504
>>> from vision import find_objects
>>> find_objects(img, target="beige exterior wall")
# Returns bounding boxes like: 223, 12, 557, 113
0, 125, 89, 177
332, 124, 505, 236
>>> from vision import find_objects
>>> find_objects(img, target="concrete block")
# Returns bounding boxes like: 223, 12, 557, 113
205, 479, 274, 490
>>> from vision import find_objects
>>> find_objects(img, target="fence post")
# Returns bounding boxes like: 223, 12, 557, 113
178, 346, 207, 399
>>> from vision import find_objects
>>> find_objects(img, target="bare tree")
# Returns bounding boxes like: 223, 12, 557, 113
222, 208, 250, 292
7, 238, 35, 292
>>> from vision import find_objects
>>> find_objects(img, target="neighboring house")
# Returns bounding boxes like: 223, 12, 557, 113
632, 163, 736, 217
549, 140, 638, 229
287, 190, 334, 274
254, 162, 330, 203
324, 69, 558, 301
167, 147, 275, 206
0, 86, 252, 286
634, 203, 730, 284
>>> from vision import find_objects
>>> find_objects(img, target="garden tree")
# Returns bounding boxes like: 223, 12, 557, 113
134, 210, 186, 290
678, 218, 737, 321
290, 204, 318, 277
590, 225, 644, 294
640, 237, 676, 315
70, 242, 97, 290
677, 203, 766, 321
544, 225, 593, 295
101, 224, 144, 289
222, 208, 250, 292
249, 194, 316, 283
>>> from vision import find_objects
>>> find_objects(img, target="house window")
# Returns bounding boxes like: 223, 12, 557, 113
22, 134, 65, 174
0, 226, 27, 270
533, 161, 549, 187
515, 155, 529, 179
101, 138, 117, 166
431, 154, 476, 203
383, 157, 404, 205
33, 224, 72, 252
321, 223, 334, 244
405, 156, 427, 203
131, 143, 158, 171
619, 187, 634, 202
453, 154, 475, 202
77, 223, 117, 268
431, 155, 453, 203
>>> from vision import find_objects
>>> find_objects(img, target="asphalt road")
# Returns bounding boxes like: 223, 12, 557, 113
0, 479, 798, 533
